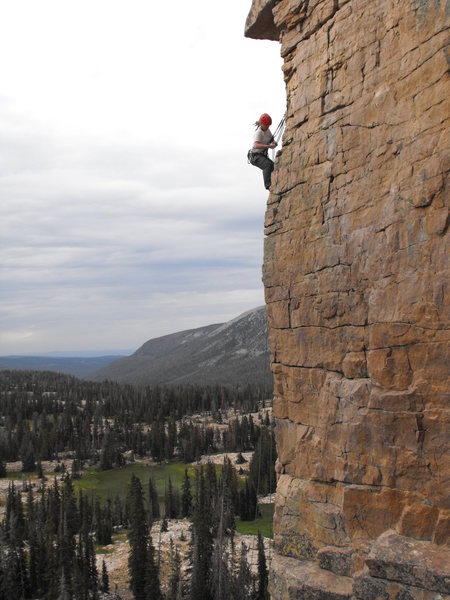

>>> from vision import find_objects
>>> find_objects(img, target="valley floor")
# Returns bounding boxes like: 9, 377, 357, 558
1, 452, 274, 598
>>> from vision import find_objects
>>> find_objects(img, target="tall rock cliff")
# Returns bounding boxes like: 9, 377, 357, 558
245, 1, 449, 598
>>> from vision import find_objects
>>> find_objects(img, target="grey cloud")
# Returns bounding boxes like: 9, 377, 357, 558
0, 18, 279, 354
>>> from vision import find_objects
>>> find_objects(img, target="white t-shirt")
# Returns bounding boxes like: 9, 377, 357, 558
253, 127, 273, 153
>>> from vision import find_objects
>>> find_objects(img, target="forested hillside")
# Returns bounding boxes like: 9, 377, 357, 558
0, 370, 276, 599
89, 307, 271, 387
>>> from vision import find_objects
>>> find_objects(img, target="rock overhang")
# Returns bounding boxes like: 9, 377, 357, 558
244, 0, 280, 41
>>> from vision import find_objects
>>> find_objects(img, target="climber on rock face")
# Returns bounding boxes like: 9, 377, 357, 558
248, 113, 277, 190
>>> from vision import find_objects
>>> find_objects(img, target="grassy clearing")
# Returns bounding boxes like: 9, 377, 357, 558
71, 462, 274, 539
95, 544, 115, 555
73, 461, 203, 504
112, 531, 128, 543
235, 503, 274, 539
6, 471, 27, 480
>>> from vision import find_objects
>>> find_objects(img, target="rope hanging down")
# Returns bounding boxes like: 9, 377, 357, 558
271, 113, 286, 159
272, 114, 286, 143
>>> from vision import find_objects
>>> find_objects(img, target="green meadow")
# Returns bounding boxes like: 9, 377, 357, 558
73, 461, 198, 504
236, 503, 274, 539
7, 471, 24, 480
15, 460, 274, 538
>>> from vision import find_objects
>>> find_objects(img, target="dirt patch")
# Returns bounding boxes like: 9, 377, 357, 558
194, 451, 253, 468
98, 518, 273, 597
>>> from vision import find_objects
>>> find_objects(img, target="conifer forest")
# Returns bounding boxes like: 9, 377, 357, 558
0, 370, 276, 599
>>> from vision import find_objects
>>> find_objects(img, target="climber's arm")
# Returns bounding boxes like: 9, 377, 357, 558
253, 140, 277, 150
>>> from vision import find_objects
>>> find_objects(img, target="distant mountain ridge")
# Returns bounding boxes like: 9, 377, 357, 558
88, 306, 271, 387
0, 355, 125, 378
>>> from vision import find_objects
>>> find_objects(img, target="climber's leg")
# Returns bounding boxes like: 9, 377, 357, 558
252, 153, 274, 190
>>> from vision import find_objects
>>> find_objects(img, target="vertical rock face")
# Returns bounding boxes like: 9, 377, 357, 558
246, 1, 449, 598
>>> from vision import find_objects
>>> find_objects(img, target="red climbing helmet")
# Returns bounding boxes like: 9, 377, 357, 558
259, 113, 272, 128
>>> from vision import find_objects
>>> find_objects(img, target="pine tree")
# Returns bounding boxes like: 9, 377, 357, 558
148, 474, 160, 522
3, 505, 29, 600
99, 428, 112, 470
145, 535, 162, 600
127, 473, 149, 600
21, 439, 36, 473
236, 452, 246, 465
238, 480, 249, 521
167, 539, 182, 600
181, 468, 192, 518
62, 475, 79, 537
218, 460, 236, 533
248, 426, 277, 496
58, 511, 75, 597
233, 542, 252, 600
72, 556, 84, 600
160, 514, 168, 533
103, 498, 113, 545
48, 478, 61, 536
101, 559, 110, 594
167, 417, 177, 459
71, 458, 81, 479
205, 462, 217, 516
82, 522, 99, 598
249, 482, 259, 521
256, 531, 269, 600
4, 483, 25, 542
57, 569, 70, 600
211, 496, 231, 600
190, 468, 213, 600
164, 477, 174, 519
46, 534, 60, 600
94, 497, 112, 546
26, 488, 38, 596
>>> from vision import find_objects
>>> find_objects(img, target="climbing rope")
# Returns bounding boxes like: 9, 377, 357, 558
271, 113, 286, 160
272, 113, 286, 143
263, 312, 275, 567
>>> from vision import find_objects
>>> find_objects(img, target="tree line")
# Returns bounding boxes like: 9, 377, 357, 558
0, 371, 272, 472
0, 476, 110, 599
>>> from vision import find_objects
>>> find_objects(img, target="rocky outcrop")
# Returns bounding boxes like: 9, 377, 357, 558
245, 0, 280, 41
245, 0, 449, 598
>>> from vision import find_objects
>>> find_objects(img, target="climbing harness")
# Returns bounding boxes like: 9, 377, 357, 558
247, 147, 268, 165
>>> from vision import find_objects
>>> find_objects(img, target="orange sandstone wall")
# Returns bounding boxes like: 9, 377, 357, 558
245, 1, 449, 598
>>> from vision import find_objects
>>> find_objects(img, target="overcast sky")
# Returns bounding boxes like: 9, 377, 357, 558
0, 0, 285, 355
